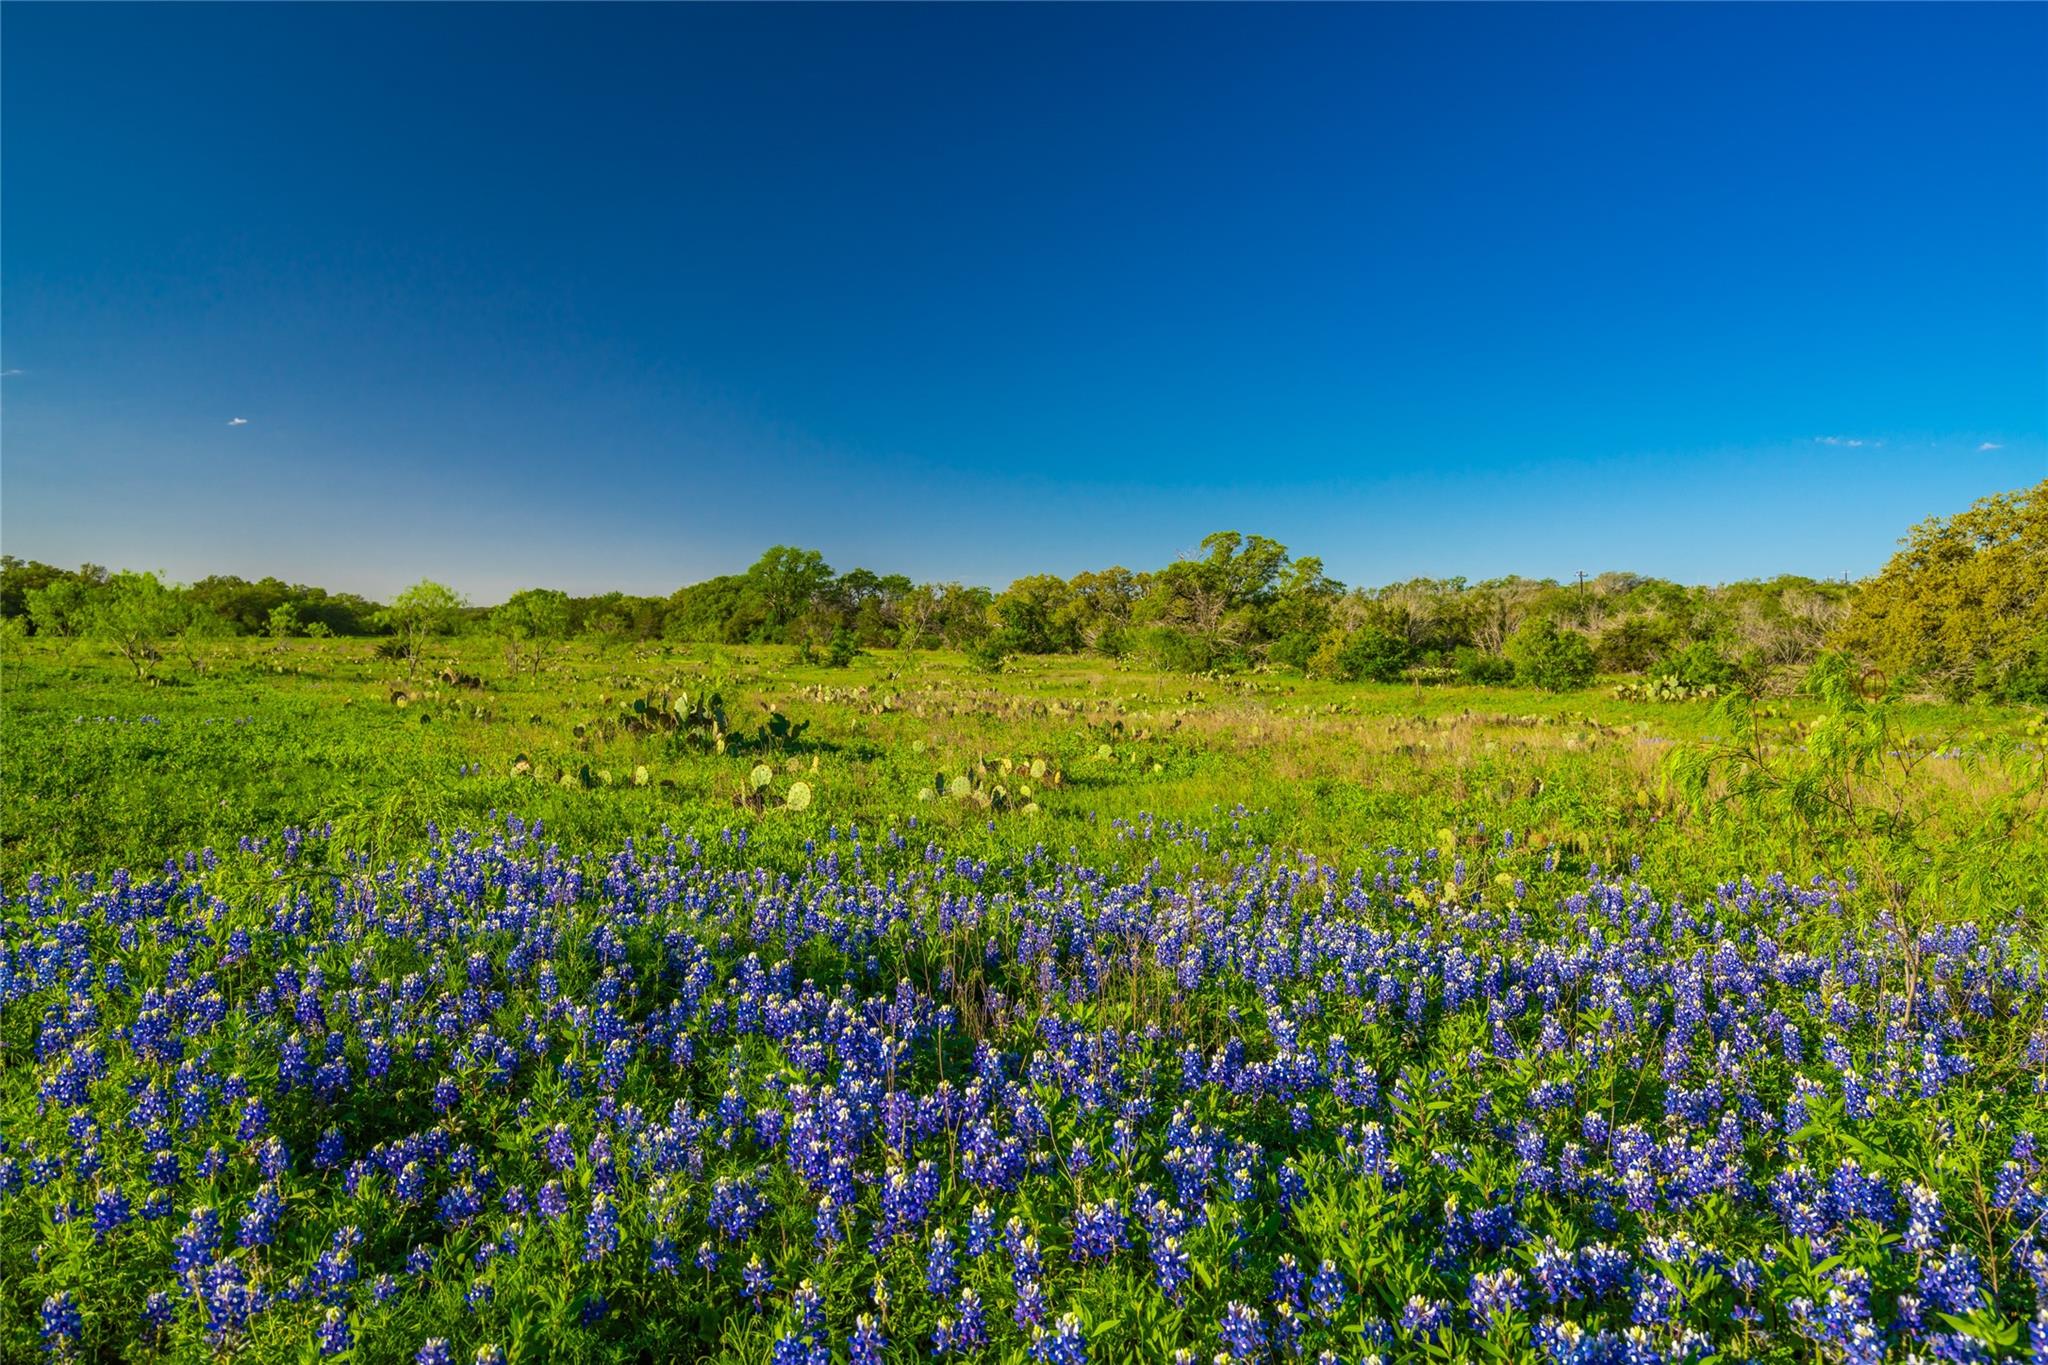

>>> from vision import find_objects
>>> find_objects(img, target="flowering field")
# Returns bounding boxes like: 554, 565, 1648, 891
3, 643, 2045, 1362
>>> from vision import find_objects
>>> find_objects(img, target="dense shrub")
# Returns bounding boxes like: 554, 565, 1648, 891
1267, 629, 1320, 674
825, 628, 861, 668
1452, 645, 1515, 685
1979, 626, 2048, 704
1339, 625, 1411, 682
1661, 640, 1737, 690
965, 632, 1013, 673
1091, 624, 1132, 660
1140, 625, 1218, 674
1507, 619, 1598, 691
1593, 614, 1672, 672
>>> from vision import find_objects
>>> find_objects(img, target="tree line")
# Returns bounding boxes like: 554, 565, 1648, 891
4, 479, 2041, 698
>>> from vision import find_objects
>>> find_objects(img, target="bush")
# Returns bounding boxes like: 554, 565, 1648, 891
825, 628, 861, 669
1141, 626, 1216, 674
1662, 640, 1738, 690
1305, 627, 1408, 683
966, 633, 1013, 674
1980, 627, 2048, 705
1507, 619, 1598, 692
1595, 616, 1672, 673
1268, 630, 1320, 674
1337, 626, 1412, 683
1453, 646, 1515, 685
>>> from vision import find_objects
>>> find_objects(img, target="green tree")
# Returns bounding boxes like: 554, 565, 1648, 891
1266, 556, 1344, 644
1662, 640, 1737, 690
83, 572, 193, 679
1835, 480, 2046, 699
492, 588, 573, 677
1137, 531, 1294, 666
1, 557, 94, 621
742, 547, 834, 643
664, 575, 752, 643
266, 602, 301, 639
1306, 625, 1410, 682
898, 582, 990, 650
175, 606, 233, 674
1064, 567, 1141, 655
867, 573, 915, 644
1339, 625, 1413, 682
992, 575, 1081, 654
378, 580, 466, 679
1507, 618, 1598, 692
24, 578, 95, 639
1453, 645, 1516, 685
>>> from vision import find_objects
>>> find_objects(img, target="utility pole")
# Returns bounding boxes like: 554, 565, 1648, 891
1577, 570, 1586, 621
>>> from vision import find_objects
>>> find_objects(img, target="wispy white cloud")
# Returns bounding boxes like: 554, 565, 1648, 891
0, 369, 21, 378
227, 417, 249, 426
1813, 435, 1882, 448
1978, 441, 2004, 452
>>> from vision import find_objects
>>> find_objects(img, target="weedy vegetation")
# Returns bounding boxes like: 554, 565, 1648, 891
3, 485, 2046, 1365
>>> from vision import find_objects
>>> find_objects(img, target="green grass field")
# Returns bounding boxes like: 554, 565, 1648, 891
6, 637, 2040, 899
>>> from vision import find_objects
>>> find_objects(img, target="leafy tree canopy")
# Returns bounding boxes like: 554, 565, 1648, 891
1835, 480, 2045, 701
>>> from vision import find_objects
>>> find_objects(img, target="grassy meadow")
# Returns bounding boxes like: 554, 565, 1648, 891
5, 635, 2046, 1363
6, 636, 2040, 892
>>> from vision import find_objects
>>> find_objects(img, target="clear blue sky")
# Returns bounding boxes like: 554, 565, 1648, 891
3, 4, 2042, 602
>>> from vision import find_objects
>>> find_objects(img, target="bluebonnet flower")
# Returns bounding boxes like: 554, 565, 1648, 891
1219, 1301, 1266, 1362
1308, 1260, 1347, 1320
927, 1227, 959, 1296
1014, 1275, 1049, 1329
1151, 1234, 1191, 1301
1400, 1295, 1451, 1341
1271, 1301, 1303, 1358
584, 1193, 619, 1261
967, 1203, 996, 1257
1902, 1180, 1946, 1252
850, 1314, 885, 1365
542, 1123, 576, 1172
239, 1182, 283, 1248
793, 1280, 826, 1337
955, 1288, 990, 1350
1032, 1312, 1087, 1365
41, 1292, 83, 1355
1470, 1269, 1527, 1333
7, 815, 2044, 1361
91, 1186, 131, 1239
1070, 1200, 1127, 1260
743, 1254, 774, 1307
1272, 1254, 1305, 1305
317, 1309, 352, 1357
